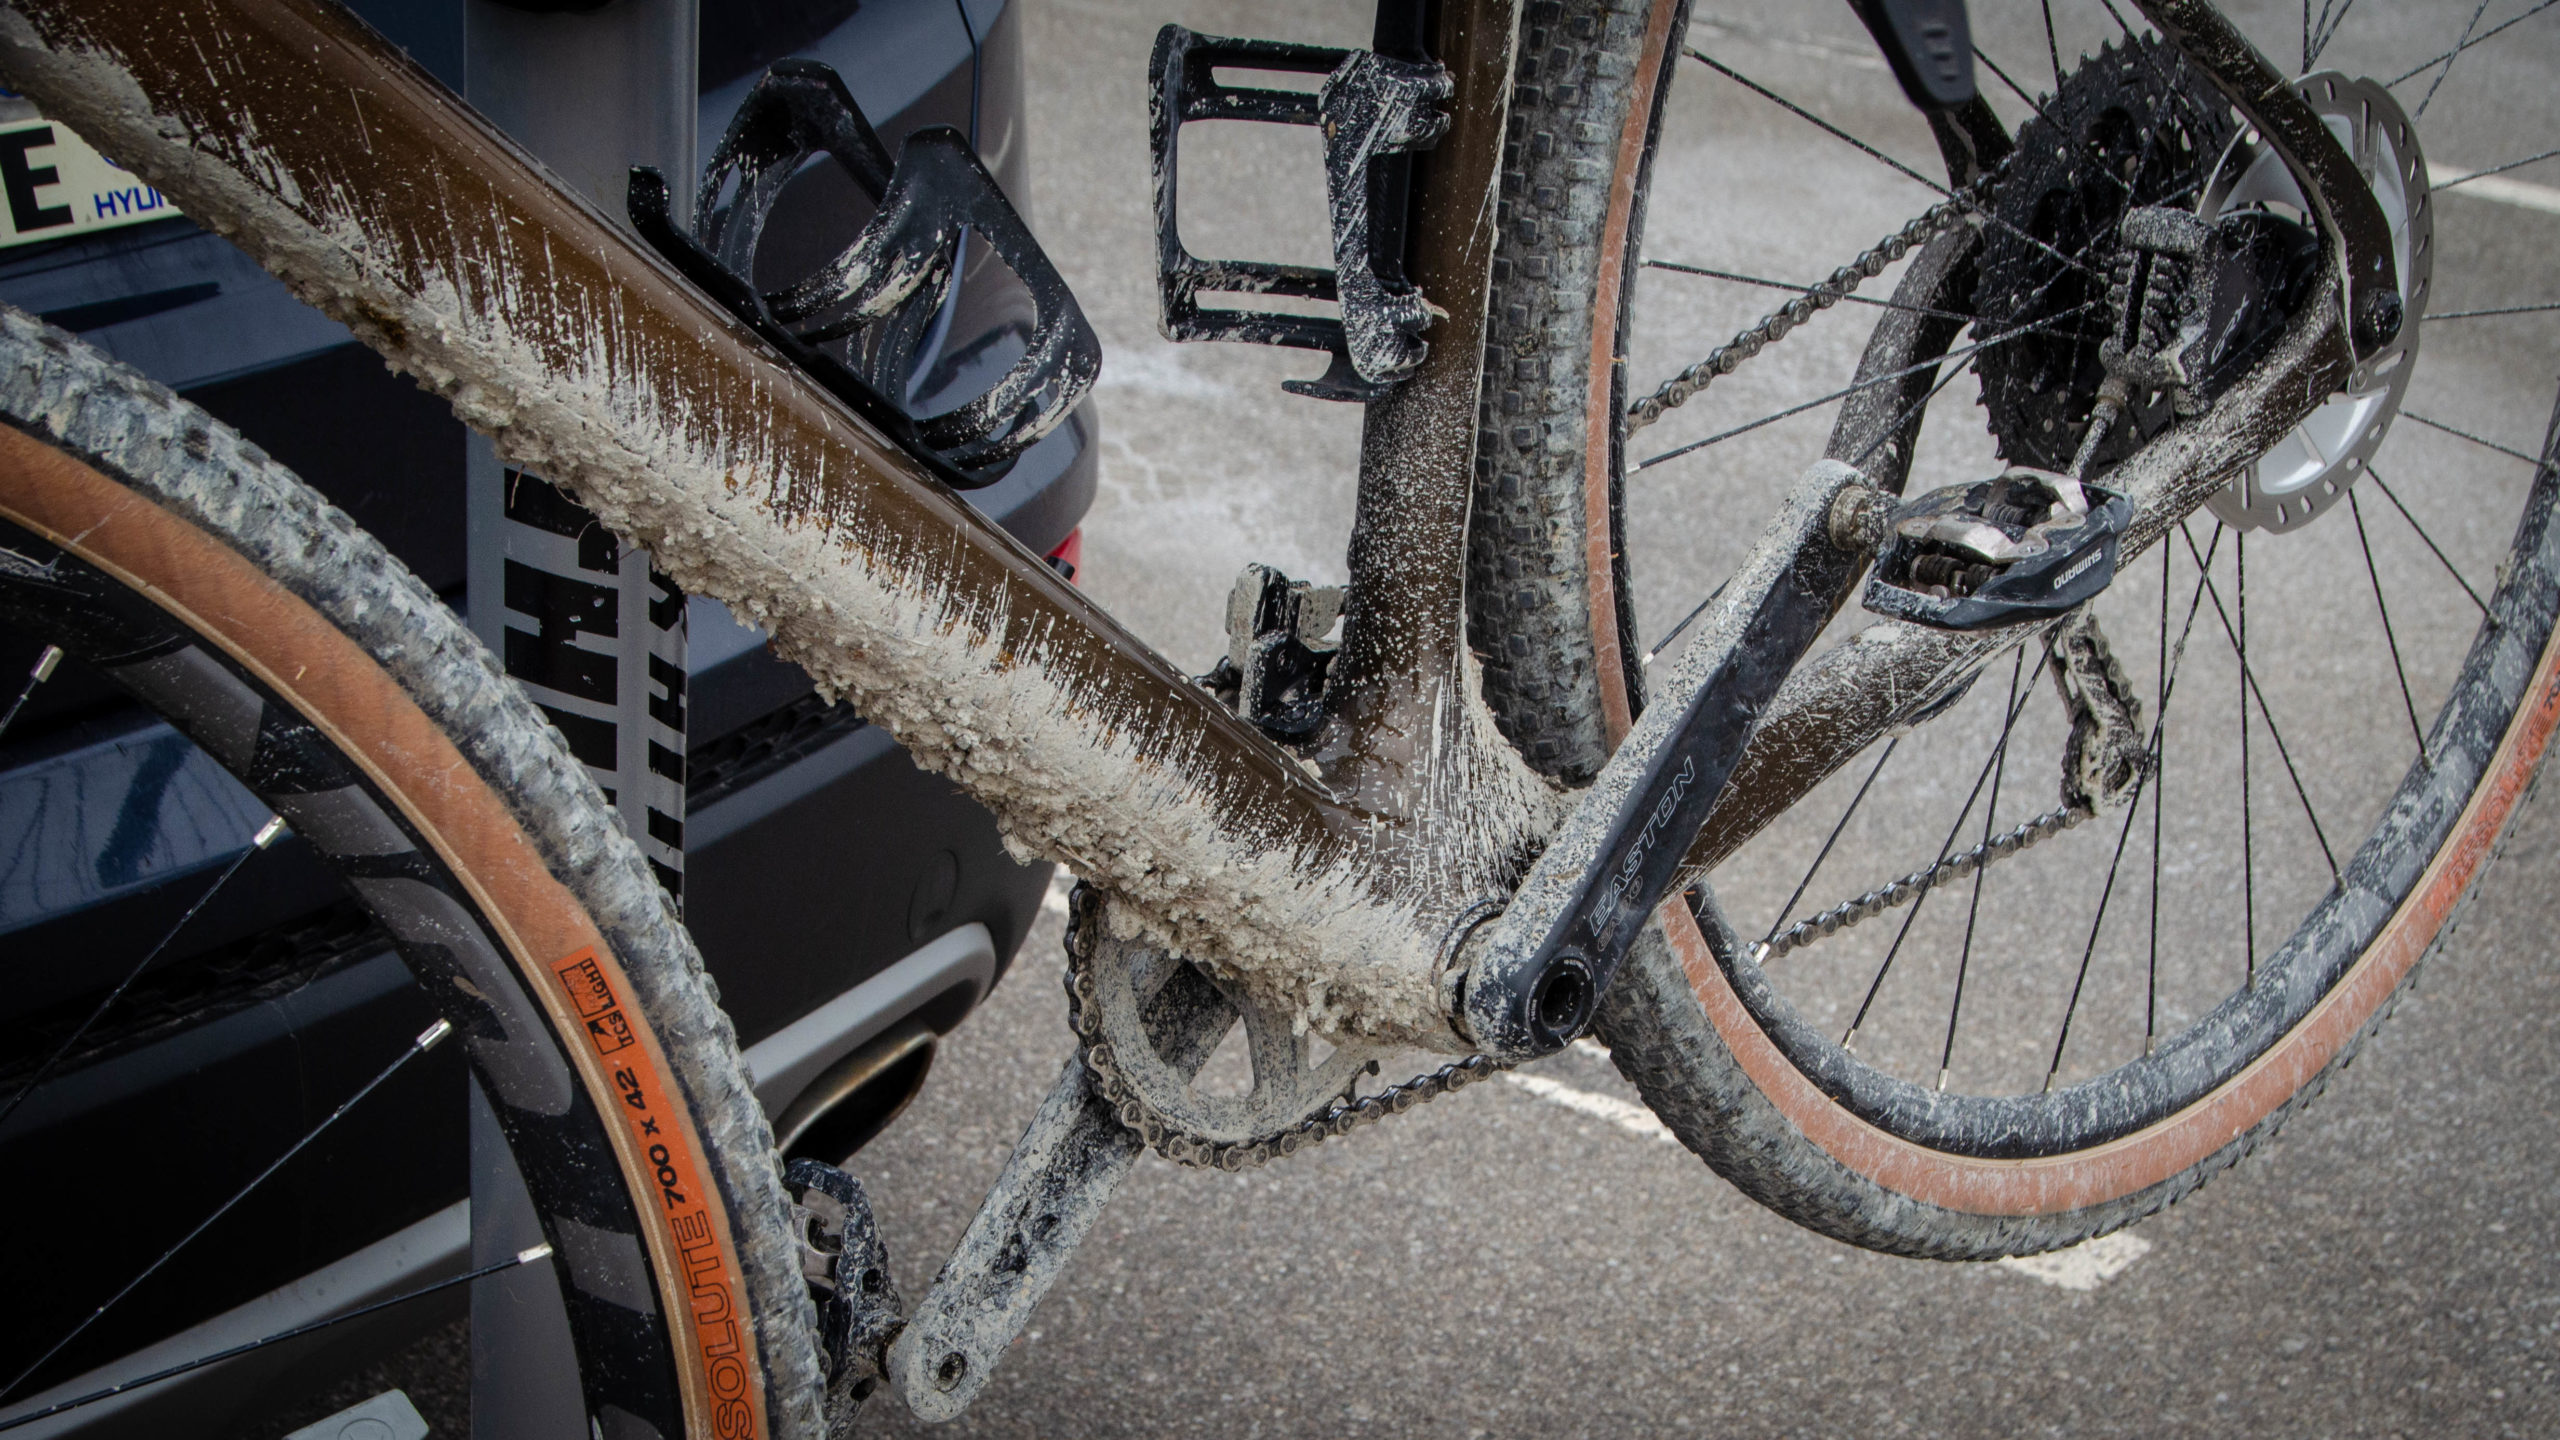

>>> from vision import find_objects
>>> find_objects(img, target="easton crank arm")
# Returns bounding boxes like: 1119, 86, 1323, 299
1455, 460, 1879, 1060
1452, 1, 2393, 1063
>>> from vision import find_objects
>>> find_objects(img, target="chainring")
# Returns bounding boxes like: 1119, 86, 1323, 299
1974, 36, 2240, 473
1063, 884, 1501, 1170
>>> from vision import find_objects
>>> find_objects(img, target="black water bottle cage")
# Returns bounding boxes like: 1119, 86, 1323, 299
630, 60, 1099, 485
1149, 27, 1450, 402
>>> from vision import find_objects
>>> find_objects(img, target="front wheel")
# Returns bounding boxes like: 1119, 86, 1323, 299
0, 308, 826, 1433
1469, 0, 2560, 1256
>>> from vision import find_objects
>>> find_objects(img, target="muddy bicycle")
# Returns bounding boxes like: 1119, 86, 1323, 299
0, 0, 2553, 1433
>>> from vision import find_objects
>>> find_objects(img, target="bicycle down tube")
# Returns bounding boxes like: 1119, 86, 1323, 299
0, 0, 1541, 1055
0, 0, 2384, 1064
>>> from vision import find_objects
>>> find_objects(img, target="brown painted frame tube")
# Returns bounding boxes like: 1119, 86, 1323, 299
0, 0, 1534, 1046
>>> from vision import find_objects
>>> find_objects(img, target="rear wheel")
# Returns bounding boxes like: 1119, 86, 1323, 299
0, 308, 824, 1435
1472, 0, 2560, 1256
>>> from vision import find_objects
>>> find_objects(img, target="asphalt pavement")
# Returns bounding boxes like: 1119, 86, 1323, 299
844, 2, 2560, 1437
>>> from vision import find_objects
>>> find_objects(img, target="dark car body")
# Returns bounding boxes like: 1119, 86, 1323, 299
0, 2, 1087, 1430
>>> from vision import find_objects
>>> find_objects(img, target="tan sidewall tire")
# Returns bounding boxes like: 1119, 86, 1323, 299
0, 309, 824, 1435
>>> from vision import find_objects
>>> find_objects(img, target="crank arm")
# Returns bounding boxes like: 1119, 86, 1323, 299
1452, 11, 2387, 1065
886, 964, 1231, 1421
1455, 460, 1876, 1060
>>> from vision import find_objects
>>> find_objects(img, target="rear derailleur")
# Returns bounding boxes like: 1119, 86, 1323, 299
1860, 195, 2302, 631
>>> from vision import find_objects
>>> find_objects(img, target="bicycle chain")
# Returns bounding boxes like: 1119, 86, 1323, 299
1062, 882, 1505, 1171
1750, 609, 2156, 963
1750, 802, 2092, 963
1625, 178, 1996, 433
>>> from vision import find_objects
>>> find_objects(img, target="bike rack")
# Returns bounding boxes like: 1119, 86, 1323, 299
631, 61, 1100, 485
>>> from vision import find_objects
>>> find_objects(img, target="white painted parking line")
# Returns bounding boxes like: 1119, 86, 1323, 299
1506, 1059, 2161, 1290
1502, 1071, 1681, 1145
1995, 1232, 2153, 1292
2432, 164, 2560, 216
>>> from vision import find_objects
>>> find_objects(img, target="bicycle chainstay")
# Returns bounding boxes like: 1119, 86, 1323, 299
1062, 884, 1505, 1170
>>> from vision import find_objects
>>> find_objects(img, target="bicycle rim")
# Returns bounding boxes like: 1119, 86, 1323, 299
1472, 0, 2560, 1253
0, 310, 823, 1434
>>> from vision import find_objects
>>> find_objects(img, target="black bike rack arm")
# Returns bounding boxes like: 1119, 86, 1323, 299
631, 59, 1100, 485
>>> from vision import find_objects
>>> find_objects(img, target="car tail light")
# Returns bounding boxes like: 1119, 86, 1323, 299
1045, 527, 1083, 585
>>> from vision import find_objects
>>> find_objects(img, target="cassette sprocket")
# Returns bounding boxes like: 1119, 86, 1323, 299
1974, 36, 2239, 473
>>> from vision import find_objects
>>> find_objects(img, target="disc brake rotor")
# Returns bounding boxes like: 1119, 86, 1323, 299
2203, 73, 2431, 533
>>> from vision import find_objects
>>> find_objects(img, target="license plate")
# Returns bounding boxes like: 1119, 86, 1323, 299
0, 114, 181, 249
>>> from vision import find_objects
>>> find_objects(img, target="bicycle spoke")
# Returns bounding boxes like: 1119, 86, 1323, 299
0, 814, 289, 1137
2041, 0, 2064, 89
1648, 328, 2013, 656
1642, 259, 1978, 322
2366, 467, 2491, 614
2402, 410, 2546, 465
2242, 527, 2263, 983
0, 1016, 454, 1403
2045, 772, 2150, 1090
1763, 736, 1903, 949
2416, 0, 2499, 118
2091, 0, 2227, 141
2427, 302, 2560, 319
1850, 330, 1988, 470
2180, 525, 2343, 885
2053, 527, 2233, 1086
2387, 0, 2560, 89
2350, 488, 2433, 764
0, 644, 60, 744
1842, 644, 2045, 1051
1938, 648, 2026, 1091
2309, 0, 2358, 66
1636, 303, 2100, 471
2432, 147, 2560, 188
0, 1238, 548, 1432
2122, 527, 2229, 1060
1683, 48, 1946, 196
1973, 46, 2070, 142
1643, 579, 1726, 663
1632, 179, 2123, 457
1684, 46, 2110, 285
2147, 541, 2169, 1057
